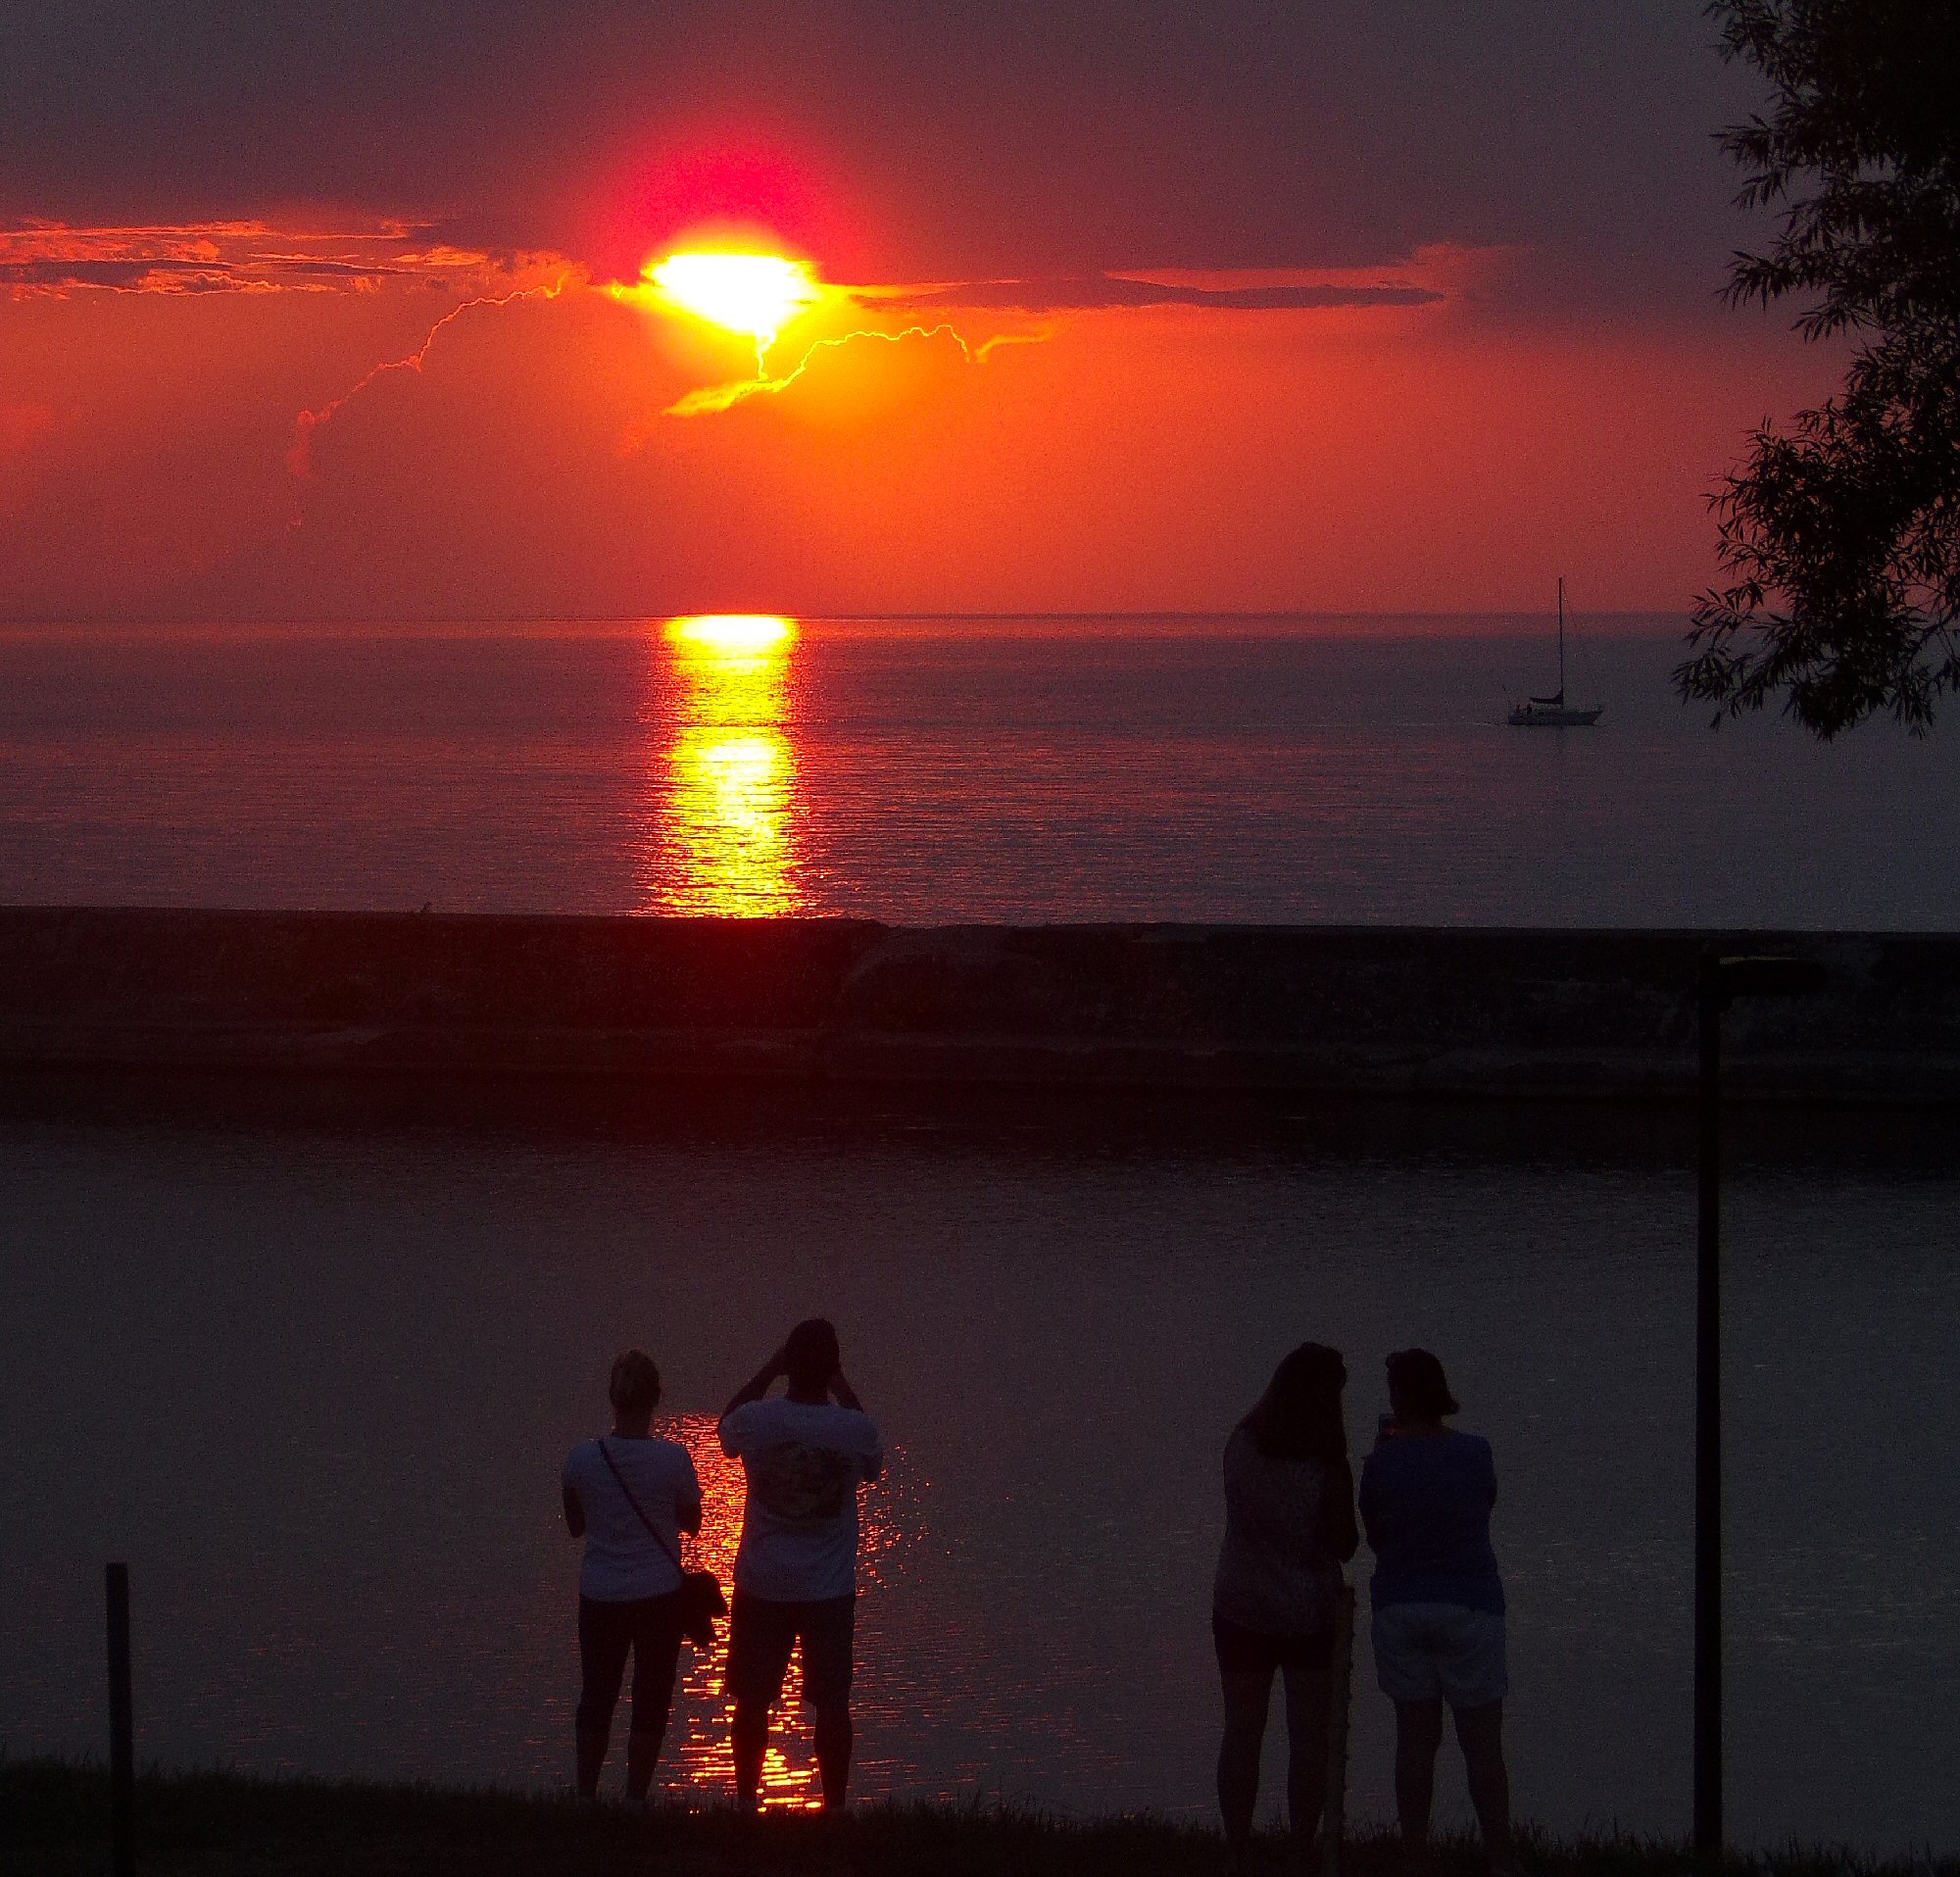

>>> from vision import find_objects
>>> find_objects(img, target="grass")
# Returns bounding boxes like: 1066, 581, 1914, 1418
3, 1759, 1952, 1877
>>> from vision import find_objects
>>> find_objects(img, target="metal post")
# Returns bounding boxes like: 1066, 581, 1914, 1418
1693, 962, 1723, 1861
1321, 1584, 1355, 1877
106, 1561, 134, 1877
1690, 953, 1823, 1863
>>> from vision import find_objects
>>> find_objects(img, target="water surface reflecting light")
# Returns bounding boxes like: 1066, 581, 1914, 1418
640, 617, 802, 914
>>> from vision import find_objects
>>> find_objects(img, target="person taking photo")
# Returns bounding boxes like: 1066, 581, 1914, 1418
717, 1318, 882, 1812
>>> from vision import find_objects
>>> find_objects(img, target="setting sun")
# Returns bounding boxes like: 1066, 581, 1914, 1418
647, 253, 820, 350
665, 613, 796, 654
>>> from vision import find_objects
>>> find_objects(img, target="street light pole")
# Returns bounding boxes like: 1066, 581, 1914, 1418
106, 1561, 134, 1877
1693, 953, 1826, 1865
1694, 960, 1724, 1859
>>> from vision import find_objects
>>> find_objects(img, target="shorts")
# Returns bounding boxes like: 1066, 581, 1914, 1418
1212, 1610, 1334, 1674
1371, 1602, 1507, 1708
726, 1588, 857, 1718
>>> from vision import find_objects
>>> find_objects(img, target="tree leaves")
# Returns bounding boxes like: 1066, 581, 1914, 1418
1680, 0, 1960, 736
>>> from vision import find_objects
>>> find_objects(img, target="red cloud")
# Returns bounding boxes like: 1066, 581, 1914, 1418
0, 220, 569, 298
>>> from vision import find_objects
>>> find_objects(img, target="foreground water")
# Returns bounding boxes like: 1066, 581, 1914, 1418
3, 1102, 1955, 1849
3, 616, 1958, 927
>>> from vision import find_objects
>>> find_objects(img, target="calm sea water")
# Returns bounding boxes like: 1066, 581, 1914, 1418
3, 1104, 1957, 1849
2, 615, 1957, 927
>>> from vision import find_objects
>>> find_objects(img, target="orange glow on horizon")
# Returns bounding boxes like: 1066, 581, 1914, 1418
1, 213, 1836, 617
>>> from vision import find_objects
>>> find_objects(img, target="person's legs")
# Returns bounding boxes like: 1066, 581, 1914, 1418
1280, 1662, 1334, 1851
1216, 1665, 1274, 1863
574, 1597, 632, 1799
799, 1596, 858, 1810
1452, 1702, 1514, 1870
1431, 1608, 1510, 1871
728, 1710, 767, 1809
625, 1593, 686, 1802
1393, 1700, 1446, 1852
1373, 1605, 1447, 1861
726, 1591, 797, 1812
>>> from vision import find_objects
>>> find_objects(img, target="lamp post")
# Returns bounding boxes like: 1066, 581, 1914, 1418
1694, 953, 1826, 1863
106, 1562, 133, 1877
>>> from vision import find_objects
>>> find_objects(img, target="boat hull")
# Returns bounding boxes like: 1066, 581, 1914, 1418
1507, 704, 1602, 726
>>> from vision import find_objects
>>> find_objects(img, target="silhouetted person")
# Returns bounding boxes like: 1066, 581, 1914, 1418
718, 1318, 882, 1812
562, 1350, 705, 1802
1359, 1349, 1516, 1875
1212, 1342, 1359, 1869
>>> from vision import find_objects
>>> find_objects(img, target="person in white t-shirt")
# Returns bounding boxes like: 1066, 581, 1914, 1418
717, 1317, 882, 1812
562, 1350, 704, 1801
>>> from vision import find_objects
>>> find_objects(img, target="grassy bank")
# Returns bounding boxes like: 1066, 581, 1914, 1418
4, 1761, 1951, 1877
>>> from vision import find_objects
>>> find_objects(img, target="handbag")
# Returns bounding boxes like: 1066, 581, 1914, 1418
598, 1437, 728, 1648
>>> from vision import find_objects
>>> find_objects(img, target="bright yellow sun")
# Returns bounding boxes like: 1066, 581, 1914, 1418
647, 253, 820, 350
666, 613, 796, 654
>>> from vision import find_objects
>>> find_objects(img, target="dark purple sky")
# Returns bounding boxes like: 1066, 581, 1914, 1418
1, 1, 1762, 307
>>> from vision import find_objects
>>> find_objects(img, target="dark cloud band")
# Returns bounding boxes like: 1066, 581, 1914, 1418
875, 275, 1443, 314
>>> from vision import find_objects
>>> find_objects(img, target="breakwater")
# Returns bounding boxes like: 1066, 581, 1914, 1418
1, 907, 1956, 1106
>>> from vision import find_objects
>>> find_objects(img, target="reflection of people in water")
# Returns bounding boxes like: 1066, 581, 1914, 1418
561, 1350, 704, 1802
717, 1318, 883, 1811
1360, 1349, 1517, 1877
1211, 1342, 1359, 1870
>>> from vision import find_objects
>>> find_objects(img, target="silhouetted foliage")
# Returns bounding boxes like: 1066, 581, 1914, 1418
1680, 0, 1960, 737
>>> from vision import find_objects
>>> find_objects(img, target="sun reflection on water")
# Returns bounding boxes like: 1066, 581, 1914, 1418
652, 1413, 911, 1809
640, 616, 803, 914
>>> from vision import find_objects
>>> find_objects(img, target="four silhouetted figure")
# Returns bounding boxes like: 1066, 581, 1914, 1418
561, 1329, 1515, 1853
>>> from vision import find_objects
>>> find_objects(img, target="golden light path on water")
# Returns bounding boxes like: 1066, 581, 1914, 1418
653, 1414, 911, 1809
640, 616, 802, 914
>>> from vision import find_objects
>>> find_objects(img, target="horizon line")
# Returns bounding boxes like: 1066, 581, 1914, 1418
0, 605, 1694, 629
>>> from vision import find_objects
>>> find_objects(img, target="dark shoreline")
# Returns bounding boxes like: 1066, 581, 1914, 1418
3, 906, 1957, 1110
5, 1761, 1950, 1877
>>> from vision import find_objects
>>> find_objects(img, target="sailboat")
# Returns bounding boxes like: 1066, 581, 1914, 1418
1507, 578, 1602, 726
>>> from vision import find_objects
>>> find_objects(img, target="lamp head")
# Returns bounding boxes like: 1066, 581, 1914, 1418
1705, 954, 1829, 1008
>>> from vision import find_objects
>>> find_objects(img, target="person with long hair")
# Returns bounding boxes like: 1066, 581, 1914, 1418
561, 1350, 704, 1802
1211, 1341, 1359, 1868
1359, 1349, 1516, 1876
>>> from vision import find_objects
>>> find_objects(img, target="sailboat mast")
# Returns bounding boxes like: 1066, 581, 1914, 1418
1557, 576, 1566, 699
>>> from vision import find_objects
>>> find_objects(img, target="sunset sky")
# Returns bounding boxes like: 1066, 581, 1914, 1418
0, 1, 1838, 621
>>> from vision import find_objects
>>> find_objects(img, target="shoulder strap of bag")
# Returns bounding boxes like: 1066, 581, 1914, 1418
598, 1437, 689, 1579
